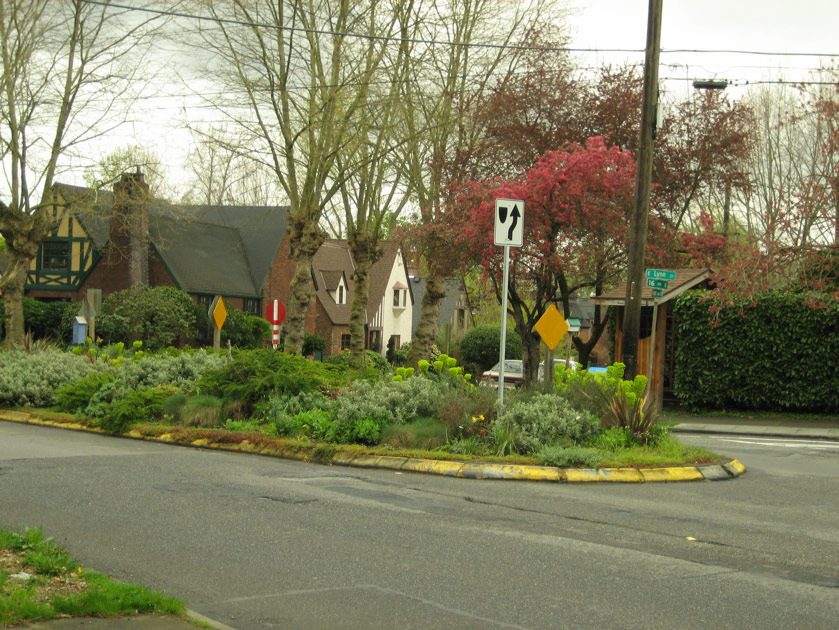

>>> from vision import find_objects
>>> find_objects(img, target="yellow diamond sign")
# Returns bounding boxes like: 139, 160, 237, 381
534, 304, 568, 351
212, 297, 228, 331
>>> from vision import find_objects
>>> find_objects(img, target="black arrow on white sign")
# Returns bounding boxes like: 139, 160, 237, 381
507, 204, 520, 241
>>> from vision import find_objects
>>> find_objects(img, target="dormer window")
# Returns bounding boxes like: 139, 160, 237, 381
338, 284, 345, 305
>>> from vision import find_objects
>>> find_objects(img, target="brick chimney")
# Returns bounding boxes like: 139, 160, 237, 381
111, 170, 150, 289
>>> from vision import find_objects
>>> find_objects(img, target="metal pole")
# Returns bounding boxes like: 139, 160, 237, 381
621, 0, 663, 379
498, 245, 511, 406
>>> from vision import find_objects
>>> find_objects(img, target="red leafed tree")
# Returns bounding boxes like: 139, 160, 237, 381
450, 137, 639, 382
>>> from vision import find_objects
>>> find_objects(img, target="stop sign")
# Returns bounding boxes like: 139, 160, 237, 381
266, 299, 286, 325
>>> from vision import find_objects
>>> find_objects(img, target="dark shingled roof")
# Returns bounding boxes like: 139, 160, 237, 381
311, 239, 409, 325
312, 241, 354, 325
410, 276, 469, 333
53, 183, 288, 298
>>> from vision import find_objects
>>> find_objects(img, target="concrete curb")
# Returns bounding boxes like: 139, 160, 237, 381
0, 411, 744, 483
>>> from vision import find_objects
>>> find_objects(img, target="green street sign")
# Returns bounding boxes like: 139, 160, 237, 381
646, 278, 669, 289
646, 269, 676, 281
651, 288, 664, 298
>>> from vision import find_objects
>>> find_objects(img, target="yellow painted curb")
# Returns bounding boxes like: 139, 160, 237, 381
640, 466, 704, 482
401, 458, 464, 476
727, 459, 746, 474
565, 468, 644, 482
0, 411, 744, 483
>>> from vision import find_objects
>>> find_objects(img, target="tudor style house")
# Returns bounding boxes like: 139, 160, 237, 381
26, 172, 288, 317
304, 239, 414, 357
23, 171, 412, 356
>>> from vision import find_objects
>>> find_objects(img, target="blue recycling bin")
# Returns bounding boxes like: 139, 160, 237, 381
72, 316, 88, 346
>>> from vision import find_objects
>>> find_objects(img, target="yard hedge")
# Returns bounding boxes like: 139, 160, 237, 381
673, 290, 839, 413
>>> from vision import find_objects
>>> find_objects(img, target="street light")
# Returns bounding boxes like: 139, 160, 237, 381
693, 79, 728, 90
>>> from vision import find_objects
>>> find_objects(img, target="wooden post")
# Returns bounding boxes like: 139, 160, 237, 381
621, 0, 663, 379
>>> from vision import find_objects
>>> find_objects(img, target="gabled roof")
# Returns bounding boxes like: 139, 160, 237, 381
53, 183, 288, 298
318, 269, 345, 292
311, 239, 409, 325
592, 268, 713, 307
312, 241, 354, 325
367, 241, 408, 320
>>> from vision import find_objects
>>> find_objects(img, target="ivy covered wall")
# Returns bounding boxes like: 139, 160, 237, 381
673, 291, 839, 413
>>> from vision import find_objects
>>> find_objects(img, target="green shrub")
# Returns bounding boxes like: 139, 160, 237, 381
674, 290, 839, 412
324, 349, 389, 377
379, 416, 448, 450
22, 297, 75, 343
115, 349, 225, 392
302, 333, 327, 356
94, 385, 179, 433
197, 349, 350, 416
332, 377, 442, 426
0, 349, 105, 408
536, 445, 602, 468
53, 371, 117, 414
163, 394, 224, 427
459, 325, 522, 374
222, 307, 270, 349
492, 393, 600, 455
96, 286, 196, 350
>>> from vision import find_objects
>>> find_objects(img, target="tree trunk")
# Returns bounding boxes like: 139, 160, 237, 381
1, 260, 28, 347
284, 254, 315, 354
348, 262, 370, 369
408, 270, 446, 367
283, 217, 326, 354
573, 304, 609, 369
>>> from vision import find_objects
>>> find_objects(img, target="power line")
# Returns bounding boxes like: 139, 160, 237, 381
79, 0, 839, 60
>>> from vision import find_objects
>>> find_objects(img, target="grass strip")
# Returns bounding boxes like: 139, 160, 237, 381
0, 526, 184, 626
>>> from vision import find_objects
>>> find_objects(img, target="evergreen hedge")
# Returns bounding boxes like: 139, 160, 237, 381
673, 290, 839, 413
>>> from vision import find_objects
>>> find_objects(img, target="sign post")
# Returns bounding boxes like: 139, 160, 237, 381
210, 296, 227, 351
494, 198, 524, 405
643, 269, 674, 394
265, 299, 286, 350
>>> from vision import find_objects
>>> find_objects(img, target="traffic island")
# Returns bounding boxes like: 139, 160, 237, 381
0, 410, 745, 482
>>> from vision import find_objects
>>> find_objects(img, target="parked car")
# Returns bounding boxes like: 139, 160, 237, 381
480, 358, 579, 389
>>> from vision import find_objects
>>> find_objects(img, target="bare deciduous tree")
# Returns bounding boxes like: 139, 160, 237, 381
0, 0, 161, 344
197, 0, 398, 353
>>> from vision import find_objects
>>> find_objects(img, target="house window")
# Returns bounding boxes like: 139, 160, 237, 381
338, 285, 345, 305
42, 241, 70, 270
389, 334, 400, 350
196, 294, 214, 309
457, 308, 465, 329
244, 298, 260, 315
393, 288, 401, 306
393, 288, 407, 308
341, 334, 351, 350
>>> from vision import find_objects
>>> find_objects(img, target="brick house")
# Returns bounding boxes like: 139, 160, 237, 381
21, 172, 413, 356
25, 172, 288, 317
304, 239, 414, 357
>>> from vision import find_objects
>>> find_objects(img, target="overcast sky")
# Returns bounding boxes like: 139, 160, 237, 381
567, 0, 839, 99
70, 0, 839, 194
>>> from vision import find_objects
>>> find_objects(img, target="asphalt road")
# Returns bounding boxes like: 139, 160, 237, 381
1, 422, 837, 630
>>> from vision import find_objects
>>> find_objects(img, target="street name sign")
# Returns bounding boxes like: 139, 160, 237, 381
651, 288, 664, 298
646, 278, 669, 289
494, 198, 524, 248
645, 269, 676, 281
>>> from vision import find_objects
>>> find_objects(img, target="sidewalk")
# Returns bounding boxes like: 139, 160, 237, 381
665, 413, 839, 441
19, 610, 236, 630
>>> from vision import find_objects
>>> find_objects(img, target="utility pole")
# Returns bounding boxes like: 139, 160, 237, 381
621, 0, 663, 379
